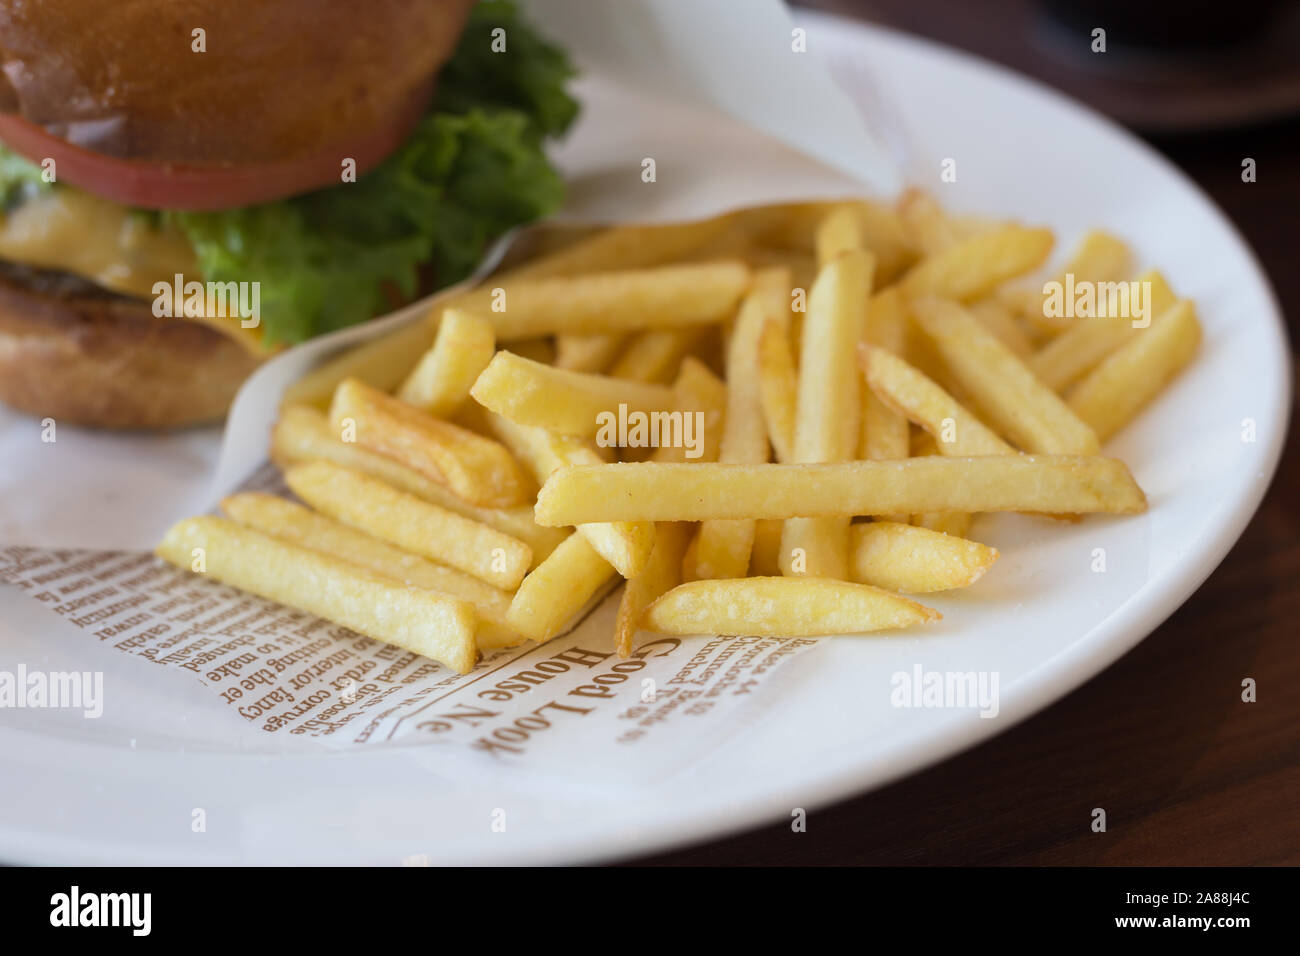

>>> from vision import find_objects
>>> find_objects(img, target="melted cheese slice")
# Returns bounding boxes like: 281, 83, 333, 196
0, 188, 270, 355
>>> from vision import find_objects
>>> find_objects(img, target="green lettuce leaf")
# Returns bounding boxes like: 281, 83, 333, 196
0, 0, 576, 345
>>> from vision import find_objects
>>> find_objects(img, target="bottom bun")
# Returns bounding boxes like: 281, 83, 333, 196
0, 264, 261, 428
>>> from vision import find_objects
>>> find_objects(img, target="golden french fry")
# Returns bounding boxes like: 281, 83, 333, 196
330, 377, 532, 507
1068, 299, 1202, 442
609, 327, 708, 384
285, 460, 531, 590
694, 270, 787, 579
643, 577, 940, 637
271, 404, 564, 563
554, 333, 628, 372
849, 521, 997, 592
482, 411, 655, 578
220, 493, 522, 650
397, 308, 496, 415
470, 350, 679, 439
909, 297, 1100, 454
157, 516, 479, 673
473, 261, 750, 339
782, 249, 873, 578
506, 532, 615, 643
901, 225, 1053, 303
860, 346, 1013, 455
757, 317, 798, 463
815, 203, 866, 265
534, 457, 1147, 525
1030, 269, 1177, 390
616, 522, 691, 657
651, 357, 727, 463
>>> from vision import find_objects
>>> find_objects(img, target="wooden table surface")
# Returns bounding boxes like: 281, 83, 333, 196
631, 2, 1298, 866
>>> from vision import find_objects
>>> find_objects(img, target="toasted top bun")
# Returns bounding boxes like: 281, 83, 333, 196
0, 0, 475, 166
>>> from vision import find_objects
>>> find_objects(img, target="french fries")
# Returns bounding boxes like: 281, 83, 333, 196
909, 297, 1100, 454
781, 249, 872, 578
285, 460, 532, 590
161, 193, 1199, 669
330, 377, 533, 507
471, 350, 679, 439
616, 522, 691, 656
534, 457, 1147, 524
861, 346, 1013, 455
901, 225, 1053, 302
220, 493, 522, 650
479, 260, 751, 339
483, 412, 655, 578
693, 270, 787, 579
643, 577, 939, 637
270, 404, 564, 562
849, 521, 997, 592
506, 532, 616, 643
398, 308, 496, 415
1068, 299, 1202, 441
157, 516, 479, 674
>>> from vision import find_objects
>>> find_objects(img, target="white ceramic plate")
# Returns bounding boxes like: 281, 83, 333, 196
0, 14, 1288, 865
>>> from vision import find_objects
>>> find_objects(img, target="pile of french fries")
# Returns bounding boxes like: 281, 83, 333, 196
157, 193, 1201, 675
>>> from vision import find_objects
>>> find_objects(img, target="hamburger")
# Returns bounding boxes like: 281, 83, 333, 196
0, 0, 576, 427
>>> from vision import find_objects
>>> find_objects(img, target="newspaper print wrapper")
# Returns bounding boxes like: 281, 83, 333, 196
0, 0, 899, 780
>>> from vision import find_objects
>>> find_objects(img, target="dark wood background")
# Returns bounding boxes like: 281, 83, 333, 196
630, 0, 1298, 866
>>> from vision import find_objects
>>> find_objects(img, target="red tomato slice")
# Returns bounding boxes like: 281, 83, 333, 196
0, 87, 429, 211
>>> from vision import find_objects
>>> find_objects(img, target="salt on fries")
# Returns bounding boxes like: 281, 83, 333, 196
158, 195, 1200, 666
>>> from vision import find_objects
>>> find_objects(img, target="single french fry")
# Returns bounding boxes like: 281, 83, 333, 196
616, 522, 691, 657
474, 261, 751, 339
849, 521, 998, 593
901, 225, 1054, 303
554, 333, 628, 372
861, 346, 1014, 455
781, 249, 873, 578
271, 405, 564, 563
815, 203, 867, 265
1068, 299, 1202, 442
483, 411, 655, 578
506, 532, 616, 643
470, 350, 679, 439
157, 516, 478, 673
609, 327, 708, 384
285, 461, 531, 590
329, 377, 532, 507
651, 357, 727, 463
220, 493, 522, 650
397, 308, 496, 415
643, 577, 940, 637
693, 269, 787, 579
1030, 269, 1178, 390
534, 457, 1147, 525
757, 317, 799, 463
909, 297, 1100, 454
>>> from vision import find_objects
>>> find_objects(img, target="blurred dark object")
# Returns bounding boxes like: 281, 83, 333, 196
800, 0, 1300, 132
